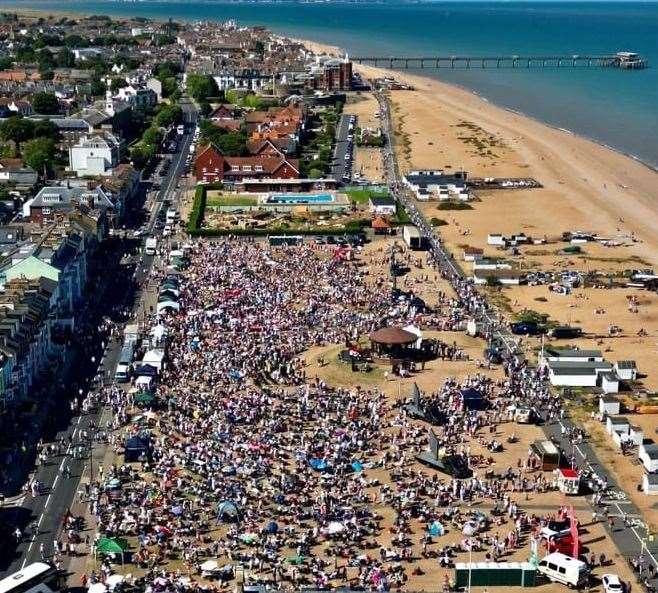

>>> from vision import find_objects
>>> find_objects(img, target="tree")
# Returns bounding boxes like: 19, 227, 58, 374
56, 47, 75, 68
32, 119, 60, 142
154, 105, 182, 128
0, 56, 14, 71
23, 137, 56, 175
32, 92, 60, 115
0, 118, 34, 152
110, 78, 124, 93
186, 74, 219, 102
199, 101, 211, 117
89, 78, 106, 97
37, 49, 56, 74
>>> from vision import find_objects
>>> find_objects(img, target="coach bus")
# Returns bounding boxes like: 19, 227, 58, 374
0, 562, 63, 593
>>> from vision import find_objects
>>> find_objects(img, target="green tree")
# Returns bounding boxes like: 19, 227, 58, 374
110, 78, 124, 92
154, 105, 182, 128
32, 92, 60, 115
186, 74, 219, 102
16, 46, 37, 64
64, 34, 87, 48
0, 56, 13, 70
89, 78, 106, 97
56, 47, 75, 68
0, 118, 34, 152
23, 137, 56, 175
32, 119, 60, 142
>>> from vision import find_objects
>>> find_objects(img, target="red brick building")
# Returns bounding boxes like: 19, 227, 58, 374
195, 144, 300, 184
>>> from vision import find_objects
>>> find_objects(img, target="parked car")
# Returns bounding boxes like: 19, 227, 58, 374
510, 321, 542, 335
602, 574, 624, 593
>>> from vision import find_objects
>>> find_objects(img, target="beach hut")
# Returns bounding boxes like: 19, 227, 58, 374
143, 349, 166, 372
601, 372, 619, 394
615, 360, 638, 381
556, 468, 580, 495
642, 473, 658, 496
599, 396, 620, 417
639, 443, 658, 473
606, 415, 630, 436
630, 426, 644, 446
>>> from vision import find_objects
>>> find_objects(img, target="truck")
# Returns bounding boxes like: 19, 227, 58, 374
176, 124, 185, 135
145, 237, 157, 256
166, 208, 178, 225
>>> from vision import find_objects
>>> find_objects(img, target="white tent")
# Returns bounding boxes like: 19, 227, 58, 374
88, 584, 108, 593
142, 349, 165, 372
135, 375, 153, 389
157, 300, 180, 315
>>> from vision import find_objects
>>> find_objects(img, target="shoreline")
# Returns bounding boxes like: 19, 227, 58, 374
5, 4, 657, 173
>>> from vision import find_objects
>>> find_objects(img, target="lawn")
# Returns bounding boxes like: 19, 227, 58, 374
344, 187, 390, 204
206, 193, 258, 207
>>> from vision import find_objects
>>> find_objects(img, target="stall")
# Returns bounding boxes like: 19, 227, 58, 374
556, 468, 580, 495
530, 440, 561, 471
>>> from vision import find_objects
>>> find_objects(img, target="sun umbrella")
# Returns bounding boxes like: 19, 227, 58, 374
351, 461, 363, 473
241, 533, 257, 544
286, 555, 306, 565
106, 478, 121, 489
88, 583, 108, 593
429, 521, 445, 537
171, 505, 184, 516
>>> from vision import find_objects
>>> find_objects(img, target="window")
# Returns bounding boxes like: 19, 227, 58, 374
242, 165, 252, 172
254, 165, 263, 172
231, 165, 239, 172
547, 563, 558, 571
558, 567, 566, 574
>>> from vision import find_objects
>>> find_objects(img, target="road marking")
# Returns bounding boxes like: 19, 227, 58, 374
59, 458, 66, 472
52, 474, 59, 490
37, 514, 43, 527
45, 493, 52, 508
77, 416, 82, 425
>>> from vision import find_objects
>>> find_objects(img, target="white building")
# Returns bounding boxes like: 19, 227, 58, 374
599, 396, 620, 416
68, 134, 122, 177
614, 360, 637, 381
642, 473, 658, 496
114, 85, 158, 109
639, 442, 658, 473
546, 360, 613, 388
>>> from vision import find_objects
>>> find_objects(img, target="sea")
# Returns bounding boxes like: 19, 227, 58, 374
5, 0, 658, 169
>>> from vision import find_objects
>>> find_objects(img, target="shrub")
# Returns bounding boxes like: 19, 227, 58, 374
436, 201, 473, 211
430, 217, 448, 227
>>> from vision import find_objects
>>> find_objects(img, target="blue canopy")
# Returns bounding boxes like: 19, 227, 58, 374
309, 458, 328, 471
266, 521, 279, 534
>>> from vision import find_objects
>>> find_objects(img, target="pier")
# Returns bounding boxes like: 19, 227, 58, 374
352, 52, 648, 70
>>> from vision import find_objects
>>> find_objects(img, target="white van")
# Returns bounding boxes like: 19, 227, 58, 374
114, 362, 131, 383
537, 552, 589, 588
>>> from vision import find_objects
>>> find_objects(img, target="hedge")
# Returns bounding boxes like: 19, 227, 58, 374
187, 185, 207, 232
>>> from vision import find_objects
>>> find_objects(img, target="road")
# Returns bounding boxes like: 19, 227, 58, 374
331, 113, 352, 183
374, 87, 658, 587
1, 101, 197, 576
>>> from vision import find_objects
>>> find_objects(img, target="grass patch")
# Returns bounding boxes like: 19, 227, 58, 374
436, 201, 473, 211
344, 188, 389, 204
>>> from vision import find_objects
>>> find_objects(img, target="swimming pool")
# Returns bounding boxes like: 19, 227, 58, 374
267, 193, 335, 204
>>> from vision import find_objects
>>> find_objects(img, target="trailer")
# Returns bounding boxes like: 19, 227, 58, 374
402, 225, 426, 250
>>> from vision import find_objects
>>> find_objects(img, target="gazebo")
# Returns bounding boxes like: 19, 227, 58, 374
369, 326, 418, 360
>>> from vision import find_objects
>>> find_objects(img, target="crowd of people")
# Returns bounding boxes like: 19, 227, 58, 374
71, 238, 592, 593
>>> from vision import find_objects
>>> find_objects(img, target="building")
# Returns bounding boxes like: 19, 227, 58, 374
30, 184, 114, 224
0, 159, 38, 186
614, 360, 637, 381
639, 442, 658, 473
114, 85, 158, 109
642, 473, 658, 496
546, 360, 613, 387
543, 348, 604, 364
194, 144, 299, 185
68, 133, 123, 177
403, 170, 470, 201
472, 269, 523, 286
369, 196, 396, 216
599, 396, 620, 416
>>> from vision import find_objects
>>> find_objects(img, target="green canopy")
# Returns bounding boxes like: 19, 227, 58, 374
96, 537, 128, 554
135, 391, 156, 404
286, 555, 306, 565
